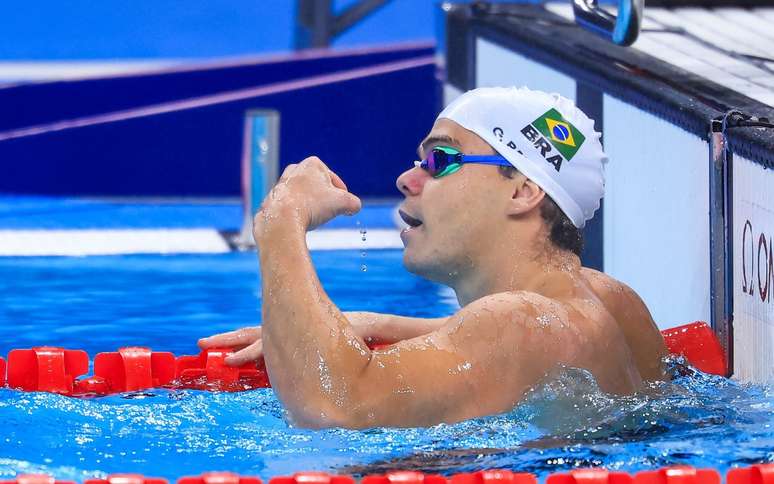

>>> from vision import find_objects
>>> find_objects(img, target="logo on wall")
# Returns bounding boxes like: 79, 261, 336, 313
519, 109, 586, 172
741, 219, 774, 305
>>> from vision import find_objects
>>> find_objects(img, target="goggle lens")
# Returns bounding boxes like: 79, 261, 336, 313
419, 146, 462, 178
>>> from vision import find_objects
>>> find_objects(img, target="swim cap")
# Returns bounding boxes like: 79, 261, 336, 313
437, 86, 606, 228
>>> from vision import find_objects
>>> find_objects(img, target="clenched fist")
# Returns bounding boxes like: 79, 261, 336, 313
253, 157, 362, 238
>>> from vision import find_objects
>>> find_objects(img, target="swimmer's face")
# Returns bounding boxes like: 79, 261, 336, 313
396, 118, 520, 284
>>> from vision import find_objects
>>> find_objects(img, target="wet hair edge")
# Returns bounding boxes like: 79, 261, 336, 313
497, 165, 584, 257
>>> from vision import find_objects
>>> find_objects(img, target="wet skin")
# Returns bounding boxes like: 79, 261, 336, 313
200, 119, 667, 428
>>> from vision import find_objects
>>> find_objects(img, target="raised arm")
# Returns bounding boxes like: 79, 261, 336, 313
252, 158, 570, 428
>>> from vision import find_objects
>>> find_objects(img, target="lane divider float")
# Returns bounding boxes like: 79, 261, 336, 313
547, 469, 634, 484
1, 466, 772, 484
661, 322, 727, 376
451, 470, 536, 484
1, 347, 270, 396
0, 321, 726, 396
85, 476, 168, 484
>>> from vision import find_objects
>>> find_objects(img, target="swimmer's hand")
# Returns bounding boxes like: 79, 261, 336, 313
198, 317, 379, 367
253, 156, 362, 236
197, 327, 264, 366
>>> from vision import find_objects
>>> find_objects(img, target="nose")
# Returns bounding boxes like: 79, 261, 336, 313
396, 165, 430, 197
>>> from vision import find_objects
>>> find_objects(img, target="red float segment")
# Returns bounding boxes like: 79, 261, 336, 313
72, 376, 111, 396
452, 470, 537, 484
661, 322, 727, 376
269, 472, 354, 484
634, 467, 720, 484
175, 349, 270, 391
0, 475, 76, 484
84, 474, 167, 484
362, 471, 447, 484
6, 347, 89, 394
93, 347, 176, 393
179, 472, 262, 484
547, 469, 632, 484
0, 356, 6, 386
727, 464, 774, 484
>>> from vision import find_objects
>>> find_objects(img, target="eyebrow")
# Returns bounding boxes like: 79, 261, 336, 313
417, 135, 462, 158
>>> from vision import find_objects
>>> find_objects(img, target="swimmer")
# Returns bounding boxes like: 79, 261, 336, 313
199, 87, 667, 428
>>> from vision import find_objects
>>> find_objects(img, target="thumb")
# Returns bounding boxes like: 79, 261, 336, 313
338, 191, 362, 216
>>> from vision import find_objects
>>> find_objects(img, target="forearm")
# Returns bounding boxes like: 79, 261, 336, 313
257, 217, 371, 426
344, 312, 448, 344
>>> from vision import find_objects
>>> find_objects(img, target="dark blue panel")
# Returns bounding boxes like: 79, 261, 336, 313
0, 45, 433, 132
0, 61, 437, 198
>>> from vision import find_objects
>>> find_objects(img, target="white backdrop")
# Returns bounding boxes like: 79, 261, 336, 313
603, 95, 711, 329
475, 38, 576, 101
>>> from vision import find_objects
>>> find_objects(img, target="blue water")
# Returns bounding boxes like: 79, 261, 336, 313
1, 252, 773, 481
0, 197, 400, 231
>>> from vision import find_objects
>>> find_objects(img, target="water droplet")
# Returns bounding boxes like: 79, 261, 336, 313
361, 264, 367, 272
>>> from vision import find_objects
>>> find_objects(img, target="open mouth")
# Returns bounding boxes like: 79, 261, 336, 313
398, 209, 423, 228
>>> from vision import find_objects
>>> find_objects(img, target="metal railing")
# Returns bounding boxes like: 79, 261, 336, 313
573, 0, 644, 46
295, 0, 393, 49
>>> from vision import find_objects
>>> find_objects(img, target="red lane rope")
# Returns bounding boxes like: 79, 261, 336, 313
2, 465, 772, 484
0, 321, 726, 396
1, 346, 270, 396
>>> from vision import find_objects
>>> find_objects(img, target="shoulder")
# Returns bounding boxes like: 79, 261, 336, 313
457, 290, 564, 318
579, 267, 650, 315
579, 268, 667, 380
445, 290, 579, 345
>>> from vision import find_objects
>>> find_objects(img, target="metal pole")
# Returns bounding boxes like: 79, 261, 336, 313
709, 118, 734, 376
238, 110, 280, 249
295, 0, 391, 50
295, 0, 333, 49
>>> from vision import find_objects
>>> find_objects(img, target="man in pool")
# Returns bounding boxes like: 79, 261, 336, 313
199, 87, 667, 428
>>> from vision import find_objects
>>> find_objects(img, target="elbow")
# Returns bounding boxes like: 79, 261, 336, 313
288, 398, 375, 429
285, 378, 379, 429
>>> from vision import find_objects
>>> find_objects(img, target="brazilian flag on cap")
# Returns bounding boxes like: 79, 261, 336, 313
532, 108, 585, 161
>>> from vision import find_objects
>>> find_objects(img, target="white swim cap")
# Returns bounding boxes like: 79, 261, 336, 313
437, 86, 607, 228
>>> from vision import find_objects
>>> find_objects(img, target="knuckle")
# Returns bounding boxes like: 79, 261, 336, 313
303, 156, 325, 169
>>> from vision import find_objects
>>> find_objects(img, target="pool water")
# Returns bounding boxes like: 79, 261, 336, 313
1, 252, 773, 481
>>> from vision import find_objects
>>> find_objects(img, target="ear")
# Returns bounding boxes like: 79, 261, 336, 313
506, 177, 546, 217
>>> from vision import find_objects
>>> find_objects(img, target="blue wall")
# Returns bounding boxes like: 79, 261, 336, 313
0, 0, 437, 60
